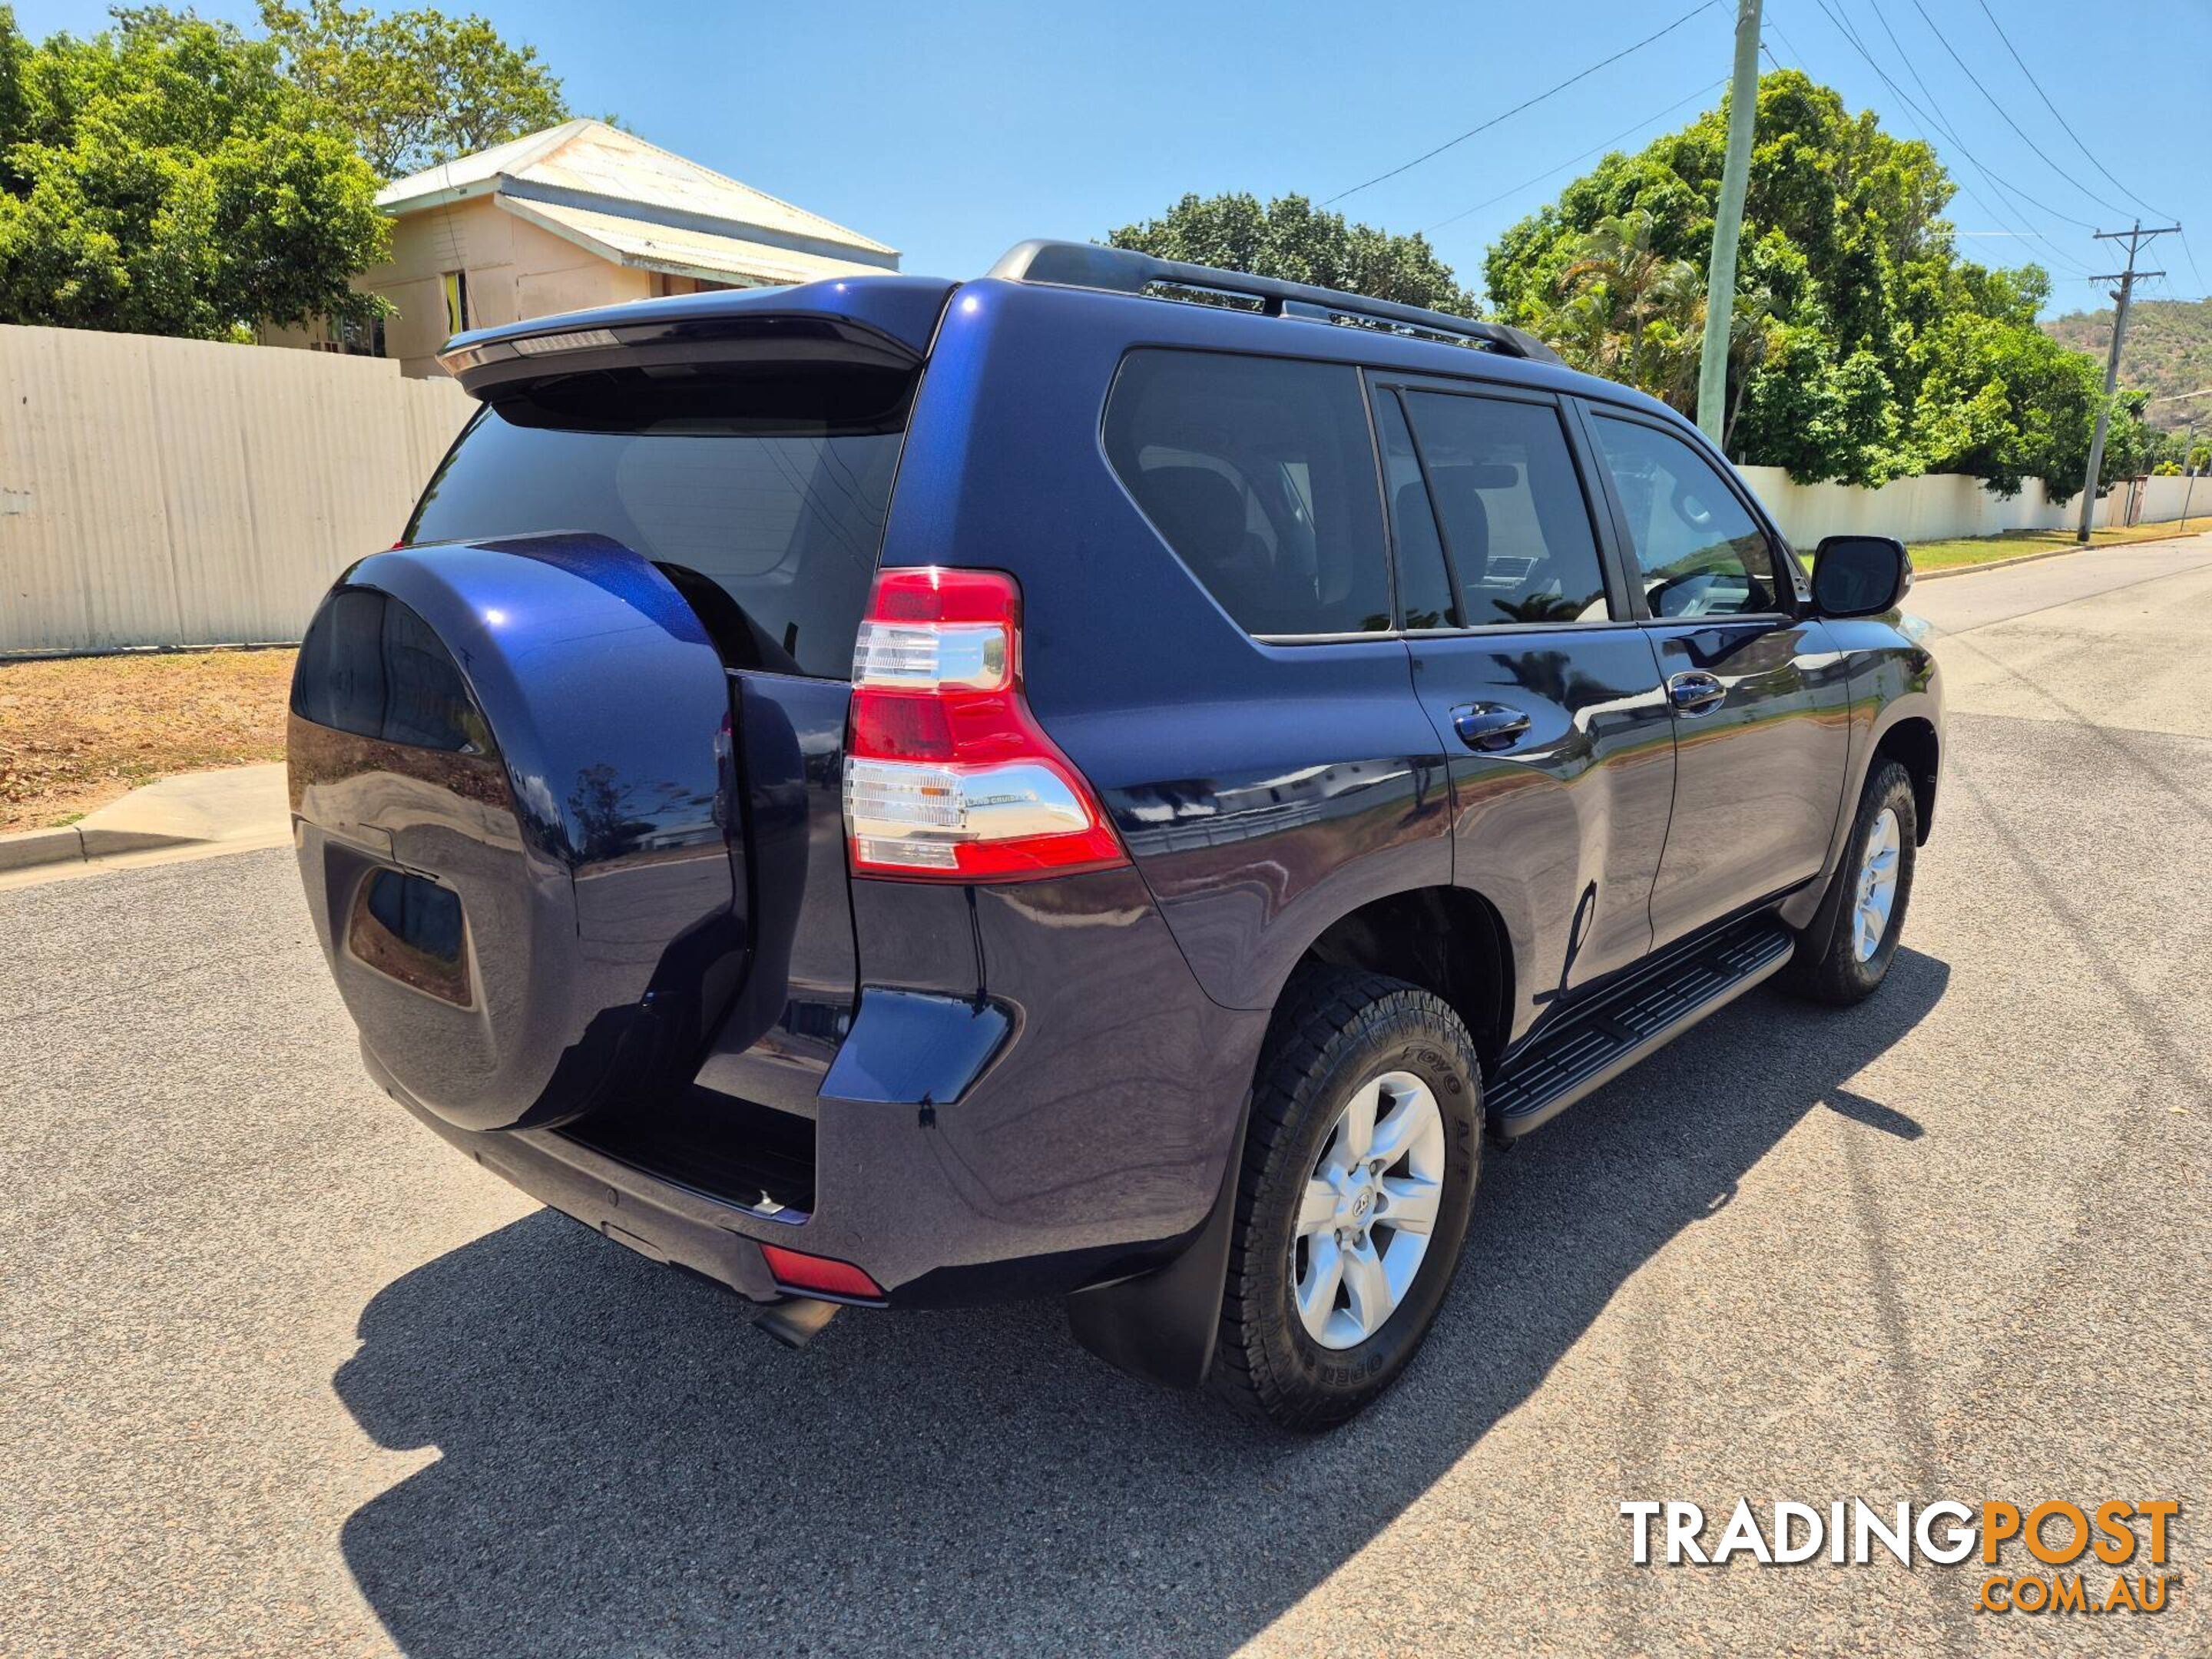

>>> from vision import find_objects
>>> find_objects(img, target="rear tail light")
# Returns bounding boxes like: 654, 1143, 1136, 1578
843, 567, 1128, 881
760, 1243, 885, 1301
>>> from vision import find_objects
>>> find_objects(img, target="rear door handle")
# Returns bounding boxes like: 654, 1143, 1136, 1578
1452, 703, 1533, 752
1667, 671, 1727, 715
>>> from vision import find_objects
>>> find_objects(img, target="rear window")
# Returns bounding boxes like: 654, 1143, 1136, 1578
1103, 349, 1390, 637
407, 363, 912, 678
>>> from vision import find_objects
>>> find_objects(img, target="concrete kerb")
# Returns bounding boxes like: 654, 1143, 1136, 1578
0, 763, 290, 874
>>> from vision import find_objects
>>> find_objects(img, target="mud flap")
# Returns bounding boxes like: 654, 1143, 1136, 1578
1064, 1091, 1250, 1391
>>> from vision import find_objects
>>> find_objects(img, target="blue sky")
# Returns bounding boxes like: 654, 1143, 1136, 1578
17, 0, 2210, 316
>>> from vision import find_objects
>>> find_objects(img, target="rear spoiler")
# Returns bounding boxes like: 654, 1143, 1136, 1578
434, 277, 955, 398
987, 239, 1561, 364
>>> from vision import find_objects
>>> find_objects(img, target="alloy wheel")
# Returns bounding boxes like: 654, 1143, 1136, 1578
1291, 1069, 1447, 1350
1853, 806, 1902, 962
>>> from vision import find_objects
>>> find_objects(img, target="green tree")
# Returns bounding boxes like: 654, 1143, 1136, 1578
1907, 311, 2147, 501
0, 10, 25, 190
1482, 68, 2122, 497
1106, 191, 1481, 316
0, 5, 386, 336
257, 0, 569, 178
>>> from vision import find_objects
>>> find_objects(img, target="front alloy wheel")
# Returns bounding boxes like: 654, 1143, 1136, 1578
1852, 806, 1902, 962
1786, 757, 1919, 1005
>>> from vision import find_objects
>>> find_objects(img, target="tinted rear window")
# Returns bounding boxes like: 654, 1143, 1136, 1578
407, 364, 912, 678
1103, 349, 1390, 636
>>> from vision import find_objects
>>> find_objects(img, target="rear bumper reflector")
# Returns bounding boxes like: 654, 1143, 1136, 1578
760, 1243, 886, 1303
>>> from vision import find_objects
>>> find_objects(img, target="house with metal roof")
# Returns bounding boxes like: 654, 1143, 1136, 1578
277, 119, 901, 376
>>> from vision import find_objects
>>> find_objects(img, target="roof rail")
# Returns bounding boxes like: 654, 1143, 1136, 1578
985, 239, 1561, 365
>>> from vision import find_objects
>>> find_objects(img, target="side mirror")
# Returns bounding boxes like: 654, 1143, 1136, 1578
1812, 535, 1912, 618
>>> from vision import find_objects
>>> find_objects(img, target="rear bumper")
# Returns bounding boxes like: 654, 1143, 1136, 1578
369, 866, 1273, 1309
368, 1046, 796, 1303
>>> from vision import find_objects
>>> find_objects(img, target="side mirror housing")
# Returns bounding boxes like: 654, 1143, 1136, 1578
1812, 535, 1912, 618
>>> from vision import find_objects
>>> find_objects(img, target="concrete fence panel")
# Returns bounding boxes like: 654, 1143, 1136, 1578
1, 324, 473, 656
1734, 466, 2130, 548
2131, 472, 2210, 528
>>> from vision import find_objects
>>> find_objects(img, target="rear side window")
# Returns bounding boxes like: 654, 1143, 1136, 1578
1374, 392, 1456, 628
1400, 392, 1610, 627
407, 364, 912, 678
1104, 349, 1389, 636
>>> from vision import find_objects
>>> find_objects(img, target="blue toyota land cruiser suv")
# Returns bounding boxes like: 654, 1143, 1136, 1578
289, 240, 1940, 1430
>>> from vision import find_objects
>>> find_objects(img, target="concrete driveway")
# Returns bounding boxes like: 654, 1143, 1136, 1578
4, 537, 2208, 1656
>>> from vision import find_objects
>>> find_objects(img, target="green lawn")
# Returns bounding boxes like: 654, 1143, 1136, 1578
1908, 519, 2205, 571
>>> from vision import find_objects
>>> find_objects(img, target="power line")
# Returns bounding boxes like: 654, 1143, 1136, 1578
1323, 1, 1722, 206
1804, 0, 2094, 275
2175, 230, 2210, 303
1759, 9, 1797, 69
1764, 15, 1811, 65
1906, 0, 2128, 223
1856, 0, 2094, 240
1969, 0, 2171, 225
1422, 79, 1730, 234
1856, 0, 2092, 274
1856, 0, 2071, 263
1810, 1, 2089, 276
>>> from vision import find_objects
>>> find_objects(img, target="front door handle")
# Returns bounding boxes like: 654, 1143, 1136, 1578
1452, 703, 1532, 752
1667, 671, 1727, 715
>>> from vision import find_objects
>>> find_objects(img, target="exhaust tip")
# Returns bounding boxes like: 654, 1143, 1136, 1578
753, 1296, 841, 1350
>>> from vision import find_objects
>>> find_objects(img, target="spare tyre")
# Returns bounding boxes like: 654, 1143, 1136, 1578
288, 531, 743, 1131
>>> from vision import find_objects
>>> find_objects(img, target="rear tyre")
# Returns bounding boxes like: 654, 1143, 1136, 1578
1208, 965, 1482, 1432
1785, 758, 1919, 1006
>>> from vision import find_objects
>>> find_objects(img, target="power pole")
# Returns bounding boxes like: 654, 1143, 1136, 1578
2182, 416, 2199, 534
2145, 387, 2212, 532
2077, 220, 2180, 543
1697, 0, 1762, 447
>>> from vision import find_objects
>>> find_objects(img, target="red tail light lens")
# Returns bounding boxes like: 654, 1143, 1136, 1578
760, 1243, 885, 1301
843, 567, 1128, 881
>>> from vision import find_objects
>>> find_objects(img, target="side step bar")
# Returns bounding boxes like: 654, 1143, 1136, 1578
1488, 919, 1796, 1138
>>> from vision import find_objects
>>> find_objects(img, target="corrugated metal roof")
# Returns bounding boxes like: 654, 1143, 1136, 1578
502, 197, 896, 288
376, 120, 897, 263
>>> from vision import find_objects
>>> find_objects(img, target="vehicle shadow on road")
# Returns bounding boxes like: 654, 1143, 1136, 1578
334, 949, 1949, 1657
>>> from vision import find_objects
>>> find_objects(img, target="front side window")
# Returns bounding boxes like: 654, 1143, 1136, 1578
1589, 415, 1780, 618
1400, 391, 1610, 626
1104, 349, 1390, 635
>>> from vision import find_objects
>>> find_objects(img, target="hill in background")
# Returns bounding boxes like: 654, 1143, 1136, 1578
2045, 296, 2212, 431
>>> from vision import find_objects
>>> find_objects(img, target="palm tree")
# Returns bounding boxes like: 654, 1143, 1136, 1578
1555, 210, 1700, 396
1539, 210, 1777, 449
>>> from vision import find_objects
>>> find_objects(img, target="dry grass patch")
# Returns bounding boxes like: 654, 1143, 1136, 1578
0, 648, 296, 833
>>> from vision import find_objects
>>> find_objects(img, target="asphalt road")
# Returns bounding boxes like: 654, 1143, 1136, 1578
5, 537, 2210, 1657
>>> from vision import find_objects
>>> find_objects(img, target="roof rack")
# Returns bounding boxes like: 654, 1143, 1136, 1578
985, 239, 1561, 365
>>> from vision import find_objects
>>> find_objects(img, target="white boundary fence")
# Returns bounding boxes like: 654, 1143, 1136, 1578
2, 323, 2204, 656
1739, 465, 2204, 548
2, 324, 473, 657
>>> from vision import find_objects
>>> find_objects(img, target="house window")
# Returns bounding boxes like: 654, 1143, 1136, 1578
442, 270, 470, 338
